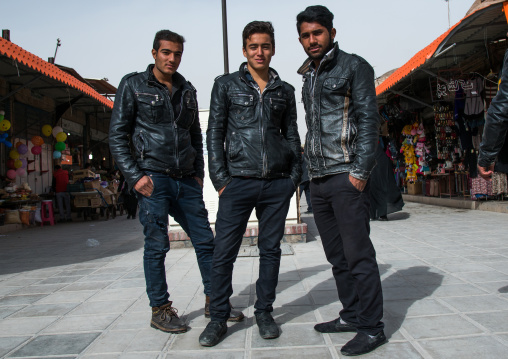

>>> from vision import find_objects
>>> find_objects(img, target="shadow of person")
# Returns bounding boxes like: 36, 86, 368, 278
386, 212, 410, 221
498, 285, 508, 293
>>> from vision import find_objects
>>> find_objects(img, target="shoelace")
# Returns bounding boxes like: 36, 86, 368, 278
160, 305, 179, 321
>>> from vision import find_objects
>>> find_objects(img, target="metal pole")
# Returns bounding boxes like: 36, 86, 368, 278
221, 0, 229, 74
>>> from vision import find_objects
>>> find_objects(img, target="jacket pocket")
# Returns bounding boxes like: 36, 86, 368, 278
269, 98, 286, 128
136, 92, 164, 123
321, 77, 349, 112
228, 132, 244, 161
230, 94, 254, 122
175, 90, 197, 129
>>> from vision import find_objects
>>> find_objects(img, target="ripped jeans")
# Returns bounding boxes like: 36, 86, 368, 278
137, 171, 214, 307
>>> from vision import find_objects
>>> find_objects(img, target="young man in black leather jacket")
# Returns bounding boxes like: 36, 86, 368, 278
199, 21, 301, 347
296, 6, 386, 356
479, 48, 508, 179
109, 30, 243, 335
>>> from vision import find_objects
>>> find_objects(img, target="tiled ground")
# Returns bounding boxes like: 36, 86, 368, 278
1, 201, 508, 358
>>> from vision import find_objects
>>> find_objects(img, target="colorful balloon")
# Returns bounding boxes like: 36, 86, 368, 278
0, 110, 4, 121
15, 141, 23, 148
53, 151, 62, 159
20, 158, 27, 168
17, 144, 28, 155
52, 126, 63, 137
0, 133, 12, 147
9, 149, 19, 160
55, 142, 66, 151
31, 145, 42, 155
31, 136, 44, 146
14, 159, 22, 169
42, 124, 52, 137
6, 169, 16, 179
0, 119, 11, 131
6, 159, 15, 169
15, 168, 26, 177
55, 132, 67, 142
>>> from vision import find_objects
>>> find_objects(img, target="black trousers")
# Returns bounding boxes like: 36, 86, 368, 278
210, 177, 295, 322
310, 172, 384, 335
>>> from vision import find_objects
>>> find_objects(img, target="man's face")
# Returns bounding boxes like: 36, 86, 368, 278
298, 22, 336, 61
152, 40, 183, 77
243, 33, 274, 72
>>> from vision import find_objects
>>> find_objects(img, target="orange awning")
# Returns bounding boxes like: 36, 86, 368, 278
0, 37, 113, 108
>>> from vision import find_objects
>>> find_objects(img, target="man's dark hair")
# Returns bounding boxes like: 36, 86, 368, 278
296, 5, 334, 35
153, 30, 185, 51
242, 21, 275, 49
54, 165, 61, 170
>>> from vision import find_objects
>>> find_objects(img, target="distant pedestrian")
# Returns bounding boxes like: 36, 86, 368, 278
52, 165, 72, 222
478, 48, 508, 179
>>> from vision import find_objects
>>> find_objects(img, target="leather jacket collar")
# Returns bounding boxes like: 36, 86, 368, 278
297, 42, 339, 76
145, 64, 192, 92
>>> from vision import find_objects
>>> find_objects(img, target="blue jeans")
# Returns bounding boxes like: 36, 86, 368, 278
210, 177, 295, 322
137, 171, 214, 307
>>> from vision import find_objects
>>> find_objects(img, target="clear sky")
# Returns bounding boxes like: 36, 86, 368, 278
4, 0, 473, 138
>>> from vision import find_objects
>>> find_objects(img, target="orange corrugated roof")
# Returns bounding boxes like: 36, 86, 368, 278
376, 8, 481, 96
0, 37, 113, 108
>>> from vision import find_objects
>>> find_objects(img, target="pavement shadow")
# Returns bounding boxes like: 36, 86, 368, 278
385, 212, 410, 221
498, 285, 508, 293
0, 217, 144, 275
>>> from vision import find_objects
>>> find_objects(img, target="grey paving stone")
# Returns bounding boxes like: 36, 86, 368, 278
437, 263, 496, 273
125, 328, 171, 352
9, 332, 100, 357
0, 294, 47, 306
59, 281, 113, 292
384, 298, 454, 318
273, 291, 312, 307
467, 311, 508, 332
77, 273, 125, 282
0, 316, 59, 335
0, 336, 30, 357
402, 314, 484, 339
36, 290, 97, 304
0, 287, 21, 296
43, 314, 120, 333
81, 330, 139, 354
271, 305, 317, 324
0, 305, 25, 319
251, 346, 332, 358
11, 283, 68, 295
87, 287, 145, 302
39, 276, 82, 285
421, 336, 508, 359
382, 285, 429, 301
420, 283, 489, 297
106, 279, 146, 289
10, 302, 80, 318
456, 271, 508, 283
251, 323, 325, 348
110, 311, 147, 330
68, 299, 135, 316
441, 295, 508, 313
165, 351, 245, 359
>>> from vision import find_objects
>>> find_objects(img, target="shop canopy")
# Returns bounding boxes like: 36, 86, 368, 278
376, 2, 508, 99
0, 37, 114, 124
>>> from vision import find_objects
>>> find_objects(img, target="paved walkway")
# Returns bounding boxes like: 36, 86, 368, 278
1, 202, 508, 358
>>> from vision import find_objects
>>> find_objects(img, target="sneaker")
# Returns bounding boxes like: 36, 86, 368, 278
379, 215, 388, 221
341, 331, 387, 356
314, 317, 357, 333
199, 320, 227, 347
255, 312, 279, 339
204, 296, 245, 322
150, 301, 187, 333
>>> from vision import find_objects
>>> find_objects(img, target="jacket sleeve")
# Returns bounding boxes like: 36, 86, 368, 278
281, 89, 302, 187
206, 80, 232, 191
349, 61, 381, 181
109, 76, 145, 190
189, 94, 205, 179
478, 50, 508, 167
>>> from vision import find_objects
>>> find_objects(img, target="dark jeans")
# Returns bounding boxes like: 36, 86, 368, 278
299, 181, 312, 211
137, 171, 214, 307
310, 172, 384, 335
210, 177, 295, 322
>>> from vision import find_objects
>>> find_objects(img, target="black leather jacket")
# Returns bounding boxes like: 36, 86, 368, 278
109, 65, 202, 189
207, 63, 302, 191
479, 49, 508, 167
298, 43, 381, 181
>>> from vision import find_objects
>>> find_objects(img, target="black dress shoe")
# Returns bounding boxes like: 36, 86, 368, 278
255, 312, 280, 339
341, 331, 387, 356
314, 317, 357, 333
199, 321, 227, 347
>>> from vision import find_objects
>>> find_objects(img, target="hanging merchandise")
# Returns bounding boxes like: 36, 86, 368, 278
433, 104, 459, 166
55, 132, 67, 142
0, 133, 12, 147
52, 126, 63, 137
53, 151, 62, 159
400, 123, 419, 182
55, 142, 66, 151
41, 124, 52, 137
31, 145, 42, 155
17, 143, 28, 155
31, 135, 44, 146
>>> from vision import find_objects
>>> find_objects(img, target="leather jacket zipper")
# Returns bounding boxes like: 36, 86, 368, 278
139, 131, 146, 160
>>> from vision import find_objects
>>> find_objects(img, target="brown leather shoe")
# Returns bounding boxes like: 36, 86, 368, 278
204, 295, 245, 322
151, 301, 187, 333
